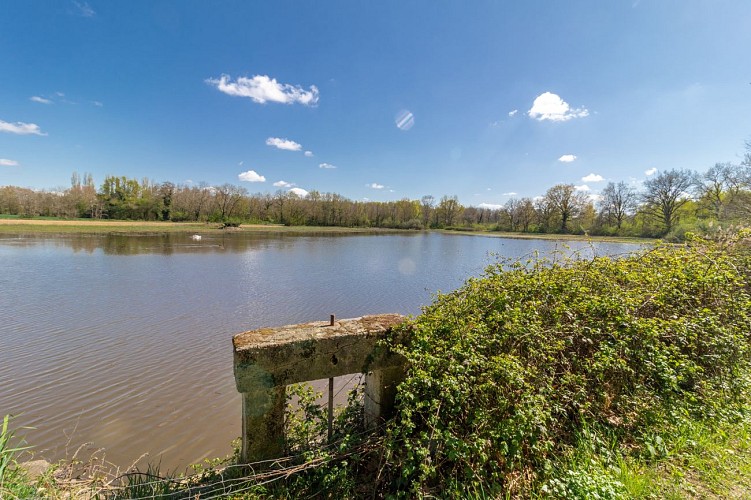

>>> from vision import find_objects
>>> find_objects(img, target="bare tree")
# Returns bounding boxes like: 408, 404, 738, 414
599, 181, 637, 230
503, 198, 521, 231
534, 196, 555, 233
215, 183, 248, 221
641, 169, 696, 234
516, 198, 536, 232
421, 195, 435, 228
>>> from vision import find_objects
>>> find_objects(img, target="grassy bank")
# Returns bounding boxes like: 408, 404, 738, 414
4, 408, 751, 498
0, 218, 405, 235
0, 217, 652, 243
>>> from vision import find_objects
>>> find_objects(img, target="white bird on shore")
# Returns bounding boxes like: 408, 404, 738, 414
191, 234, 202, 241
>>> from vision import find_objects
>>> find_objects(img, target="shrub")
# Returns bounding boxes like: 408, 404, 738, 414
383, 233, 751, 496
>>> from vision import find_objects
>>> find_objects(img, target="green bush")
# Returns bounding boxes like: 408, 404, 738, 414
383, 232, 751, 496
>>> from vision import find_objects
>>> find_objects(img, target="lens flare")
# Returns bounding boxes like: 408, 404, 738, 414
395, 110, 414, 131
398, 257, 416, 275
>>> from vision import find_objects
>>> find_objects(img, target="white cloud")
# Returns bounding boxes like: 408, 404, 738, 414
368, 183, 385, 189
30, 96, 52, 104
0, 119, 46, 136
645, 167, 657, 176
207, 74, 319, 106
0, 159, 19, 166
73, 1, 95, 17
574, 184, 591, 192
582, 173, 604, 182
502, 192, 518, 196
238, 170, 266, 182
528, 92, 589, 122
304, 151, 313, 157
589, 194, 603, 203
92, 100, 103, 107
273, 180, 293, 188
319, 163, 336, 169
508, 109, 518, 117
289, 187, 309, 198
478, 203, 503, 210
558, 154, 577, 163
266, 137, 302, 151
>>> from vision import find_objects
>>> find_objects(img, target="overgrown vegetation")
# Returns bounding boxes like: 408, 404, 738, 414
5, 231, 751, 497
379, 230, 751, 497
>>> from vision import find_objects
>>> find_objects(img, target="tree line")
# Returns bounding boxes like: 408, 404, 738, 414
1, 144, 749, 239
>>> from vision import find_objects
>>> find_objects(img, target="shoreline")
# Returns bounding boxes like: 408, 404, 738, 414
438, 228, 654, 244
0, 219, 403, 235
0, 218, 652, 243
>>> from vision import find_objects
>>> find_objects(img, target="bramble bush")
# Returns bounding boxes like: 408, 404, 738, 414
381, 231, 751, 497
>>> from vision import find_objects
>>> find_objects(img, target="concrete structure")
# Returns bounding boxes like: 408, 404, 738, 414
232, 314, 406, 463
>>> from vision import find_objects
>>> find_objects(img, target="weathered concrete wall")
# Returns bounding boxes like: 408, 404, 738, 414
233, 314, 406, 463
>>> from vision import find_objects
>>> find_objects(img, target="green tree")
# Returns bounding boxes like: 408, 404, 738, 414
436, 195, 463, 227
543, 183, 589, 233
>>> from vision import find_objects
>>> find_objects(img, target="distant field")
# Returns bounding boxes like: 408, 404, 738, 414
0, 218, 402, 234
0, 219, 220, 233
0, 218, 653, 242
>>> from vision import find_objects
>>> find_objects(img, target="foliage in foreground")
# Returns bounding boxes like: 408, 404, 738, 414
382, 231, 751, 497
0, 415, 35, 499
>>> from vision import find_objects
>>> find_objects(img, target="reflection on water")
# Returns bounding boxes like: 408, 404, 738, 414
1, 231, 383, 256
0, 232, 642, 471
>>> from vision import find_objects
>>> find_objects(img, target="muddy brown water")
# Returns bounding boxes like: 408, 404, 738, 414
0, 232, 641, 472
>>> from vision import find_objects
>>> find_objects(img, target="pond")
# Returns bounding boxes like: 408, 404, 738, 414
0, 231, 642, 471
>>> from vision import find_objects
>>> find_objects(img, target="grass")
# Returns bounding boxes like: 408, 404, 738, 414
536, 409, 751, 499
539, 423, 751, 499
0, 217, 652, 243
0, 415, 35, 499
643, 417, 751, 498
0, 218, 406, 235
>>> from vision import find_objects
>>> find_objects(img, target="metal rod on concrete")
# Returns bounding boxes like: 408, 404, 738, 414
328, 377, 334, 441
233, 313, 407, 463
328, 314, 335, 441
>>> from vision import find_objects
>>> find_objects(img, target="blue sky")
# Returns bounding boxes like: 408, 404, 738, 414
1, 1, 750, 207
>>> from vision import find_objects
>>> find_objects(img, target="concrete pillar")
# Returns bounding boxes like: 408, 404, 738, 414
364, 366, 405, 428
233, 314, 407, 464
240, 386, 286, 463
